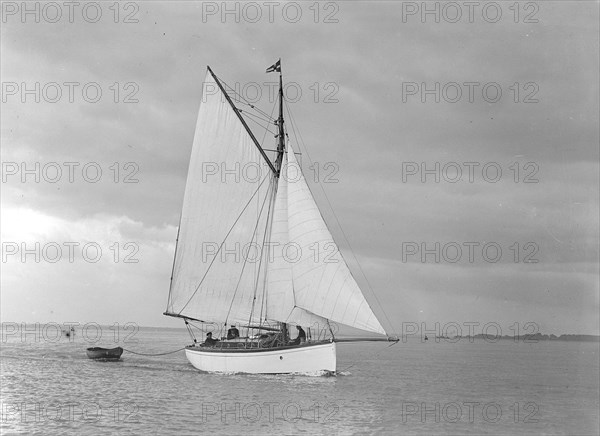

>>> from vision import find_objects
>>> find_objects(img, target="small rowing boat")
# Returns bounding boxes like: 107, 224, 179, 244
86, 347, 123, 360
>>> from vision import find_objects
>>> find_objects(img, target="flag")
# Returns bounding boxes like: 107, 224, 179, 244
266, 60, 281, 73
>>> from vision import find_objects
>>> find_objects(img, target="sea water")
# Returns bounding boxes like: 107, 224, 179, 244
1, 325, 598, 435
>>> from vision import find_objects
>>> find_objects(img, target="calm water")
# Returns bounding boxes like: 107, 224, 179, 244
1, 326, 598, 435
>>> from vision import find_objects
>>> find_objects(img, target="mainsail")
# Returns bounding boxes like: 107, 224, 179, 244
166, 70, 274, 325
167, 67, 387, 337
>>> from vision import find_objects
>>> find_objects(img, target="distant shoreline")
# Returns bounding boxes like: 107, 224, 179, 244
2, 323, 599, 342
435, 334, 600, 342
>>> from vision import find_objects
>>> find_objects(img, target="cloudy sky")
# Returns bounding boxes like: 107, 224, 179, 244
1, 1, 598, 335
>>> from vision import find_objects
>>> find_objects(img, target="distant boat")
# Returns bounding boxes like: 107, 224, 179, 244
163, 61, 396, 374
86, 347, 123, 360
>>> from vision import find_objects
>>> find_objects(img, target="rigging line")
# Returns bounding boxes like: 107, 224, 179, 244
121, 347, 186, 356
281, 147, 298, 310
165, 211, 183, 313
177, 174, 271, 315
283, 98, 305, 156
248, 175, 277, 328
338, 340, 399, 373
222, 80, 278, 159
187, 319, 213, 334
290, 143, 388, 333
243, 116, 277, 135
237, 108, 275, 125
288, 105, 395, 336
284, 100, 397, 335
238, 111, 275, 129
283, 101, 309, 174
232, 96, 273, 121
184, 320, 198, 344
218, 79, 278, 150
225, 177, 274, 325
220, 78, 273, 121
257, 175, 278, 325
258, 98, 278, 156
242, 111, 278, 136
208, 67, 276, 175
231, 96, 270, 114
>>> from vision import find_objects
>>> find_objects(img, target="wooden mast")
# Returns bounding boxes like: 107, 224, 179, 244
274, 59, 285, 176
273, 60, 288, 342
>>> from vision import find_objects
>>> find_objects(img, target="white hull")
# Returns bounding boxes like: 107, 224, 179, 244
185, 342, 336, 374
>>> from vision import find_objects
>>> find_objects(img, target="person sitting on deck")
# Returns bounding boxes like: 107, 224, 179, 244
227, 325, 240, 340
203, 332, 219, 346
290, 326, 306, 345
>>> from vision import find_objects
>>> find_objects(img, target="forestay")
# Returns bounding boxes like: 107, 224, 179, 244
267, 146, 386, 335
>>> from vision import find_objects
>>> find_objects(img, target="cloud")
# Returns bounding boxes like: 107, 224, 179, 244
1, 2, 598, 333
1, 205, 176, 325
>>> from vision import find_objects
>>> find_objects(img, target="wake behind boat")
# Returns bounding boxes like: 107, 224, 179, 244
164, 60, 396, 374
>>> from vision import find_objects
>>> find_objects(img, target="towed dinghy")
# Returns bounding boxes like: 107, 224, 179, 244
86, 346, 123, 360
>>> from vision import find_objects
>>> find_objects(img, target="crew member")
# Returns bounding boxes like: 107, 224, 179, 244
291, 326, 306, 345
203, 332, 219, 346
227, 325, 240, 339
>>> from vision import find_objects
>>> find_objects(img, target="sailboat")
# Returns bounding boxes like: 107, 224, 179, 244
164, 61, 397, 374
